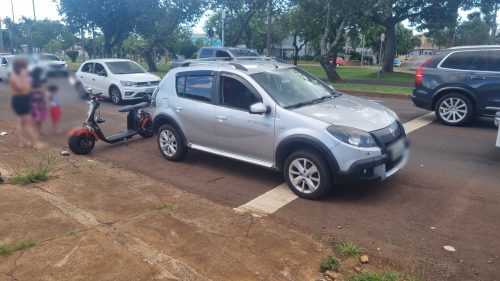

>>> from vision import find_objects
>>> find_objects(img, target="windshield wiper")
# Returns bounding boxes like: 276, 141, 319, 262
311, 95, 334, 103
284, 100, 315, 109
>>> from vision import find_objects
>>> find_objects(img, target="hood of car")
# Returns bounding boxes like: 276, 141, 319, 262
114, 72, 160, 83
291, 94, 397, 132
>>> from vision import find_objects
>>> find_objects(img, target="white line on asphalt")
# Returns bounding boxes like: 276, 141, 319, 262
233, 112, 436, 216
233, 183, 298, 216
403, 112, 435, 134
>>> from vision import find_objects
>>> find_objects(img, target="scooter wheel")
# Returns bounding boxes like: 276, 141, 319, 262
68, 134, 95, 155
138, 120, 154, 138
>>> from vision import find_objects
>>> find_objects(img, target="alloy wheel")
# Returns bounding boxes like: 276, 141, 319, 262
111, 89, 120, 104
438, 97, 467, 123
159, 130, 177, 157
288, 158, 320, 194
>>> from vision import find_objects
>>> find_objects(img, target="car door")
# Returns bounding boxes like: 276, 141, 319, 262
471, 50, 500, 115
93, 63, 109, 94
173, 71, 217, 148
214, 72, 275, 163
78, 62, 94, 89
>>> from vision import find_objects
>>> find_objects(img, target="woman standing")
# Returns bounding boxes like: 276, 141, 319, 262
9, 59, 44, 148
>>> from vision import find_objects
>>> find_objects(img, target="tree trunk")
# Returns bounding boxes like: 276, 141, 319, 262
319, 56, 341, 82
446, 29, 455, 48
382, 21, 396, 73
144, 46, 157, 72
490, 3, 498, 43
292, 34, 299, 66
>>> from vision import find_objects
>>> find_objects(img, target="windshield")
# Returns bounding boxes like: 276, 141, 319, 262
251, 67, 339, 108
229, 49, 259, 57
41, 54, 61, 61
105, 61, 146, 74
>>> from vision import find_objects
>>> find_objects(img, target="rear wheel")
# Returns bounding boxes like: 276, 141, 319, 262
157, 124, 187, 161
110, 86, 122, 105
435, 93, 473, 126
68, 134, 95, 155
284, 150, 332, 200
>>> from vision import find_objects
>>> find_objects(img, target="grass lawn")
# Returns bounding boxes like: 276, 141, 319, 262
333, 83, 412, 95
300, 64, 414, 84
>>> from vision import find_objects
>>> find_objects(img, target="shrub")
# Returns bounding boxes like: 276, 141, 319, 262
67, 51, 79, 63
319, 255, 341, 272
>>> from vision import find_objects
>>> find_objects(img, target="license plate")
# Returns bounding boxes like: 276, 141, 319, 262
389, 138, 405, 161
145, 88, 155, 93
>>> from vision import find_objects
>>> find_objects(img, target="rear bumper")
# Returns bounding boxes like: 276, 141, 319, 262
412, 88, 433, 110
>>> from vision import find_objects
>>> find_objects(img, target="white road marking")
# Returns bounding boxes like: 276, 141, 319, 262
234, 112, 436, 216
403, 112, 435, 134
233, 183, 297, 216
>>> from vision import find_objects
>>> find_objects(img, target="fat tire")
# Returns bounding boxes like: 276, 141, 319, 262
284, 149, 333, 200
157, 124, 187, 161
68, 134, 95, 155
435, 93, 473, 126
139, 119, 154, 138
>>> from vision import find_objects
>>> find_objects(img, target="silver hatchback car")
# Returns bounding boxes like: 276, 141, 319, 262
153, 59, 409, 199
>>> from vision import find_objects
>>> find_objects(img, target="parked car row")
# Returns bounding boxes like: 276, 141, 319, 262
0, 53, 68, 82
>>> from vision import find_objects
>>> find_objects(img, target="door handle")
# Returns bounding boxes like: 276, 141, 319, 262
175, 106, 183, 112
470, 75, 486, 80
216, 115, 227, 121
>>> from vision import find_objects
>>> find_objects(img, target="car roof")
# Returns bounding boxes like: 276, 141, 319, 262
447, 45, 500, 51
174, 58, 293, 75
84, 58, 134, 63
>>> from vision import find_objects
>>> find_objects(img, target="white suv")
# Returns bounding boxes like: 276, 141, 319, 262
76, 59, 161, 104
153, 59, 409, 199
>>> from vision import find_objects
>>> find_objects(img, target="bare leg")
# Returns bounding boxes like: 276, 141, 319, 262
16, 116, 29, 146
22, 115, 45, 148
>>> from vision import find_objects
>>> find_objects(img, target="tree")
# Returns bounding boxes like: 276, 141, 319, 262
59, 0, 135, 56
371, 0, 431, 73
395, 24, 420, 56
455, 15, 491, 45
133, 0, 207, 71
480, 0, 499, 43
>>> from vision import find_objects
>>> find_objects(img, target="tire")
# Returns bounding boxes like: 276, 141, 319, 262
435, 93, 473, 126
109, 86, 122, 105
157, 124, 187, 161
68, 134, 96, 155
139, 119, 154, 138
284, 149, 333, 200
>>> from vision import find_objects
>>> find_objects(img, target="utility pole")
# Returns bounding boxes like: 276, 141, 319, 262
32, 0, 37, 21
10, 0, 15, 52
360, 35, 365, 67
221, 10, 225, 47
266, 0, 272, 57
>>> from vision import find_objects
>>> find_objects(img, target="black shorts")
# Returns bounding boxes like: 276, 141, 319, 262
11, 95, 32, 116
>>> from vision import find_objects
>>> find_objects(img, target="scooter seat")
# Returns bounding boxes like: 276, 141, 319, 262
118, 102, 149, 113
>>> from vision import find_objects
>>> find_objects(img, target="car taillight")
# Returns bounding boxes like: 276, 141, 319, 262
415, 56, 434, 85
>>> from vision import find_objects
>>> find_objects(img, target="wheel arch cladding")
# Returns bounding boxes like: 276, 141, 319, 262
275, 135, 340, 177
432, 88, 476, 111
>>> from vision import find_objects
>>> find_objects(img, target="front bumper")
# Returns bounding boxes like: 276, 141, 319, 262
121, 86, 158, 100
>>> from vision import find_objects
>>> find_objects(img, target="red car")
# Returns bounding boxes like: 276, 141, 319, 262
329, 57, 346, 66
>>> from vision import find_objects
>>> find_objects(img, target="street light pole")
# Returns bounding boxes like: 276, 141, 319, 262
221, 10, 225, 47
378, 33, 385, 78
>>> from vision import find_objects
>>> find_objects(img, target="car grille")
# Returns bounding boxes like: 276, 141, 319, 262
136, 81, 159, 87
370, 121, 404, 148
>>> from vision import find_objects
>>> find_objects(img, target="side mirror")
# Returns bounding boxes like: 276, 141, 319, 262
249, 102, 270, 114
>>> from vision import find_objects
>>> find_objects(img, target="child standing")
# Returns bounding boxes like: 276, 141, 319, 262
48, 85, 61, 134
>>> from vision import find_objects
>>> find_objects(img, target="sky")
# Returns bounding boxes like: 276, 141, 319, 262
1, 0, 498, 35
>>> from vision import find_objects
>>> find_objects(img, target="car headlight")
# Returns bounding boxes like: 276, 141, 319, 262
327, 125, 378, 148
121, 81, 137, 87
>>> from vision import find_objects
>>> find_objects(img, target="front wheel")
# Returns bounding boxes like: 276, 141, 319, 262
68, 134, 95, 155
110, 86, 122, 105
157, 124, 187, 161
284, 150, 333, 200
435, 93, 473, 126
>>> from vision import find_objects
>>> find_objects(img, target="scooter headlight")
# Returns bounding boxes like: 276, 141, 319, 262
327, 125, 377, 148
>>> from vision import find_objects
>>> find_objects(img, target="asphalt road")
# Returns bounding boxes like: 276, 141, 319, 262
0, 78, 499, 281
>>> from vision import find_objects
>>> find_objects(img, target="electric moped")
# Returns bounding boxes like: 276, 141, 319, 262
68, 89, 154, 154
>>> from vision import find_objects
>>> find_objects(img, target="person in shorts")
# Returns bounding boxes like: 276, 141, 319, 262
48, 85, 61, 134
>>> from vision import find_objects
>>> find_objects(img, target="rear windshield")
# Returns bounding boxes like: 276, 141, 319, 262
229, 49, 259, 57
105, 61, 146, 74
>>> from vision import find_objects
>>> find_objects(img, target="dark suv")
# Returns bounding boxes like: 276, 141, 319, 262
412, 46, 500, 126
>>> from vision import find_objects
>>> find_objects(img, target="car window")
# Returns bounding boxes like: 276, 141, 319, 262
1, 57, 7, 65
41, 54, 61, 61
105, 61, 145, 74
229, 49, 259, 57
199, 49, 213, 58
470, 51, 489, 71
82, 63, 93, 73
486, 50, 500, 72
441, 51, 477, 70
177, 75, 213, 102
220, 75, 259, 110
94, 63, 106, 75
216, 50, 231, 58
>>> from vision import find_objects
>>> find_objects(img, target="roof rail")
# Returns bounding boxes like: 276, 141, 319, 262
180, 57, 234, 67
